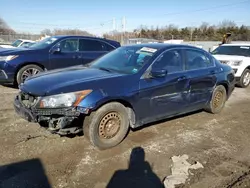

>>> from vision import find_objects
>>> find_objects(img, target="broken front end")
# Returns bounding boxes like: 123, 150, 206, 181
13, 90, 92, 135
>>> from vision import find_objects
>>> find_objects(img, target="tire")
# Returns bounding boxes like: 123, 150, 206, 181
83, 102, 130, 150
237, 69, 250, 88
16, 64, 43, 85
204, 85, 227, 114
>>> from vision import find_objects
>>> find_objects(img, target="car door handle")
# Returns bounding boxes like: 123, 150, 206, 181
210, 70, 216, 74
73, 55, 82, 59
177, 76, 188, 81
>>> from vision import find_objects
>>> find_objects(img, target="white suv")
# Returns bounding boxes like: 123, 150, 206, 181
212, 43, 250, 88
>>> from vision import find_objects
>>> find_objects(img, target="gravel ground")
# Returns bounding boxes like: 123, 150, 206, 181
0, 85, 250, 188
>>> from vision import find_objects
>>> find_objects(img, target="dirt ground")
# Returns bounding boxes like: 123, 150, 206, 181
0, 85, 250, 188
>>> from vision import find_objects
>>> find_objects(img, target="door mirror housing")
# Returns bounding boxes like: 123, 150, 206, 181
150, 68, 167, 78
51, 46, 61, 54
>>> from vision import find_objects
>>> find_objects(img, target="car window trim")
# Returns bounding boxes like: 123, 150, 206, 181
141, 47, 186, 79
183, 48, 216, 72
50, 37, 80, 53
141, 46, 217, 80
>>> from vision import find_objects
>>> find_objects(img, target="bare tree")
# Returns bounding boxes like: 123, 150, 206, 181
0, 17, 15, 34
219, 20, 236, 28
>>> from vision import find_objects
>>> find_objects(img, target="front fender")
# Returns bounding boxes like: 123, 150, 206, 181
77, 89, 108, 109
77, 89, 132, 113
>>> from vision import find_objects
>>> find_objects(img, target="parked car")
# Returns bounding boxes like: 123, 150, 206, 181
21, 42, 36, 48
0, 35, 120, 85
211, 43, 250, 88
14, 44, 235, 149
0, 39, 35, 48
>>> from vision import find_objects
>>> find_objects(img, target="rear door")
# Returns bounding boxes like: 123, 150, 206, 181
49, 38, 82, 69
79, 39, 115, 65
184, 48, 217, 108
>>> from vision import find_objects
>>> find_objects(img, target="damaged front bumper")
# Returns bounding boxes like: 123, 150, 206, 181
13, 95, 90, 135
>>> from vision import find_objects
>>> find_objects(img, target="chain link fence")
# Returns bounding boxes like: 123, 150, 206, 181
0, 34, 41, 44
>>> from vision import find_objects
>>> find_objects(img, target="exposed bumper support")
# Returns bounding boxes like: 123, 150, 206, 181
14, 96, 87, 135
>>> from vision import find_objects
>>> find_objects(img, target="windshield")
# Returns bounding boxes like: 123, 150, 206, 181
211, 45, 250, 57
12, 39, 22, 47
29, 36, 59, 49
90, 46, 158, 74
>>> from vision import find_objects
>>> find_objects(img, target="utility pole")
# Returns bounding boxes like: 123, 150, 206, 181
112, 17, 116, 31
121, 16, 126, 45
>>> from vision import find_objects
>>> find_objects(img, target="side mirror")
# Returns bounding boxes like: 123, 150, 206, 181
51, 47, 61, 54
150, 68, 167, 78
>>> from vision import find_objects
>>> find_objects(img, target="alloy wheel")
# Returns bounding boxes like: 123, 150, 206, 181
21, 68, 40, 82
243, 72, 250, 86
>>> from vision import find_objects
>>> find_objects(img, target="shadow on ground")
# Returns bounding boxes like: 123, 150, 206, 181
107, 146, 164, 188
0, 158, 51, 188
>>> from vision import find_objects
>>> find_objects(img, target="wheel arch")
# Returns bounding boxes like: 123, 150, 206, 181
93, 99, 136, 128
245, 65, 250, 70
216, 81, 229, 97
14, 62, 45, 82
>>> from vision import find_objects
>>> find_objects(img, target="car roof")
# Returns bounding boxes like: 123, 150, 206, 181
123, 43, 204, 51
18, 39, 34, 42
53, 35, 117, 42
222, 43, 250, 46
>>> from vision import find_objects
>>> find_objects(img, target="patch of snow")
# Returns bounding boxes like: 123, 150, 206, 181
163, 154, 203, 188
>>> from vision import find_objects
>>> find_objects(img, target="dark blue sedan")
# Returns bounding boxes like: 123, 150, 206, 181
14, 44, 235, 149
0, 35, 120, 85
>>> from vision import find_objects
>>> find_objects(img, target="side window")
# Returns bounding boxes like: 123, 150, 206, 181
185, 50, 214, 70
152, 49, 183, 73
20, 42, 29, 46
58, 39, 79, 52
103, 43, 115, 51
79, 39, 106, 51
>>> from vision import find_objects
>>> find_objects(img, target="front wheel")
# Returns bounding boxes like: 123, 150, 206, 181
83, 102, 130, 150
16, 64, 43, 85
204, 85, 227, 114
237, 69, 250, 88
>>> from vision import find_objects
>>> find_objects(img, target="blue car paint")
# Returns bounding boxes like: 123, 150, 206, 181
0, 35, 120, 83
17, 44, 235, 129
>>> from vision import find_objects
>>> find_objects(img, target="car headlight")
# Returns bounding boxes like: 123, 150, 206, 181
228, 60, 242, 66
0, 55, 19, 61
39, 90, 92, 108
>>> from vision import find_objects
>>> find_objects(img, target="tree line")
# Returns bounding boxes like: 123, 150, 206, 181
1, 17, 250, 42
104, 21, 250, 42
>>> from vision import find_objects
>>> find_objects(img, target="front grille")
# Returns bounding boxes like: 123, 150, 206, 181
19, 91, 38, 108
220, 60, 228, 64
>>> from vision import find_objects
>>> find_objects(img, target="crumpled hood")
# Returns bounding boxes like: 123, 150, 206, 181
213, 54, 246, 61
20, 66, 124, 96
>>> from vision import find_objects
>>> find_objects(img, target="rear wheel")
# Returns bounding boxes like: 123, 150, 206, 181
204, 85, 227, 114
237, 69, 250, 88
16, 64, 43, 85
83, 102, 130, 150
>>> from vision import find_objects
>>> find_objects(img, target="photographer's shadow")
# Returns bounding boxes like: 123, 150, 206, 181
107, 147, 164, 188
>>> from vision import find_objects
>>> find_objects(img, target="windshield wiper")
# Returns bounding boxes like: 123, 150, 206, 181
97, 67, 113, 72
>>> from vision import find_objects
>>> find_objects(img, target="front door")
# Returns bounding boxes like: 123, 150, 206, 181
184, 49, 217, 108
138, 49, 190, 124
49, 38, 82, 70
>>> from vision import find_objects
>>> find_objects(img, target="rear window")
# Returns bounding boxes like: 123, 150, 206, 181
211, 46, 250, 57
